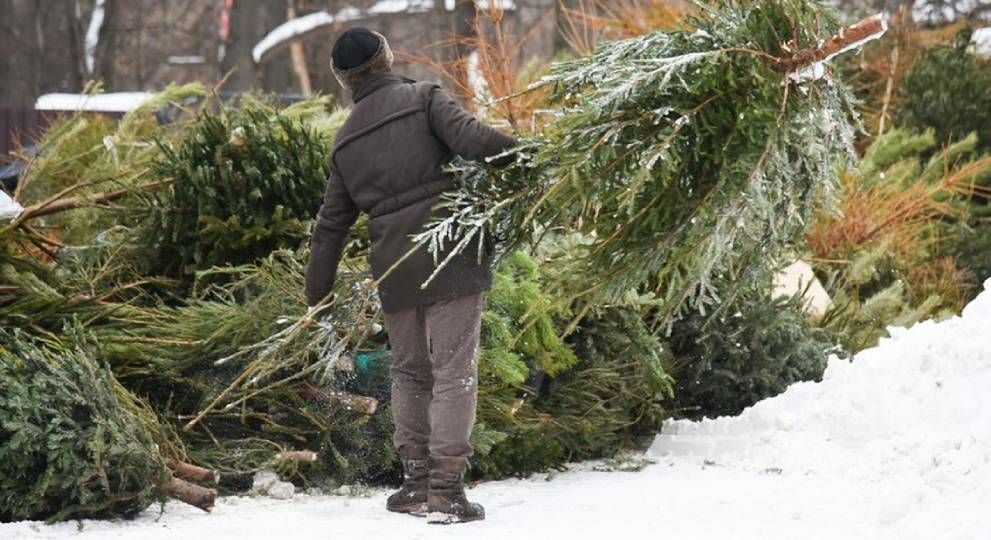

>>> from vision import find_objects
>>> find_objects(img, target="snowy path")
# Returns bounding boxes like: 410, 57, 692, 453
4, 280, 990, 540
0, 461, 935, 540
0, 457, 976, 540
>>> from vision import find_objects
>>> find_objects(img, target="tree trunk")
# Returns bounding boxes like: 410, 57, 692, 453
167, 459, 220, 485
771, 14, 887, 72
92, 0, 119, 88
221, 0, 262, 91
287, 1, 312, 96
63, 0, 87, 91
0, 0, 42, 107
517, 0, 557, 68
260, 0, 293, 93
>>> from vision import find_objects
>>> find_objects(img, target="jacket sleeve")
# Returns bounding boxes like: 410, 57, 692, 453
304, 162, 359, 307
427, 87, 517, 166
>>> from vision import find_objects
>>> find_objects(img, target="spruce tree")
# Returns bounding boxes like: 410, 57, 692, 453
409, 1, 883, 330
0, 331, 170, 522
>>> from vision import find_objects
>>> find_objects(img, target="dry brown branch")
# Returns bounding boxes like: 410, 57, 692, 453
806, 155, 991, 262
877, 44, 899, 136
558, 0, 690, 54
3, 179, 171, 233
398, 3, 550, 132
287, 3, 312, 96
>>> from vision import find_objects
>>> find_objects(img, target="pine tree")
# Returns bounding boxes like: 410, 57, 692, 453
807, 128, 991, 353
664, 287, 831, 419
0, 330, 170, 522
148, 97, 345, 277
409, 1, 881, 330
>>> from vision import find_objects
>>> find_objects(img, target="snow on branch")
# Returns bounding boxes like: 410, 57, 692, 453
251, 0, 517, 64
35, 92, 154, 112
252, 1, 429, 64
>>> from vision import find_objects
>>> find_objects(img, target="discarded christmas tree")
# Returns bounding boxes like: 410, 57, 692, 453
413, 2, 885, 329
0, 330, 217, 522
807, 128, 991, 353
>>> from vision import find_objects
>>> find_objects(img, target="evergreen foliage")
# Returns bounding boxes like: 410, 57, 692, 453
552, 307, 673, 448
816, 245, 946, 355
898, 27, 991, 151
0, 330, 169, 522
940, 221, 991, 286
413, 0, 858, 330
471, 305, 673, 478
92, 251, 384, 482
148, 97, 341, 277
470, 250, 588, 477
482, 251, 577, 378
807, 128, 991, 353
0, 4, 919, 520
664, 289, 831, 419
13, 84, 207, 245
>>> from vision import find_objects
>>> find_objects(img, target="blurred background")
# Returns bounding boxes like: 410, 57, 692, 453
0, 0, 565, 156
2, 0, 989, 155
0, 1, 987, 151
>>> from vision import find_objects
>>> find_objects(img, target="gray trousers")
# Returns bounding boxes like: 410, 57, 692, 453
385, 293, 482, 458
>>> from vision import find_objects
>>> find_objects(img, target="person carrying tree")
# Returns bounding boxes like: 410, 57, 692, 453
304, 27, 515, 524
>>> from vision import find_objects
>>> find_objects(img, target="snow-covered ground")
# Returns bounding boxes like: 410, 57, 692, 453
4, 280, 990, 540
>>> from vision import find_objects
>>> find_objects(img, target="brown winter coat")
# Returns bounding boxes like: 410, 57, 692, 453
304, 72, 515, 312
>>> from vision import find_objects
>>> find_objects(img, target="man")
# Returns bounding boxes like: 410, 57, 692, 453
304, 28, 515, 524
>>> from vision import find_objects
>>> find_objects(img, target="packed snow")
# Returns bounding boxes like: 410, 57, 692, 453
3, 279, 989, 540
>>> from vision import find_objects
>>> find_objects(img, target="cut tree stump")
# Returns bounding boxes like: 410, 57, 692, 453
297, 383, 378, 415
166, 476, 217, 512
276, 450, 318, 463
167, 459, 220, 485
772, 14, 888, 72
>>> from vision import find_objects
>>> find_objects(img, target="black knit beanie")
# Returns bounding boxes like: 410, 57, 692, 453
331, 28, 394, 91
332, 28, 381, 70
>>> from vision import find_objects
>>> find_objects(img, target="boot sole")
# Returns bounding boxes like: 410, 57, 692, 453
426, 511, 485, 525
387, 502, 428, 515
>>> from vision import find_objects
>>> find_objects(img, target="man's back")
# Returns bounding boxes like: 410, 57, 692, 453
305, 71, 513, 312
332, 75, 455, 216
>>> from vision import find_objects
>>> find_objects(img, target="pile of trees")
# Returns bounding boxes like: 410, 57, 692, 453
8, 0, 990, 524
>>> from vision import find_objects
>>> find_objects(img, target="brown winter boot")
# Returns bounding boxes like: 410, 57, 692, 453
426, 456, 485, 524
386, 445, 429, 514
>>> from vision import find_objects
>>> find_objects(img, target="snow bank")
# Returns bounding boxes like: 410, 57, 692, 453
651, 277, 991, 538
